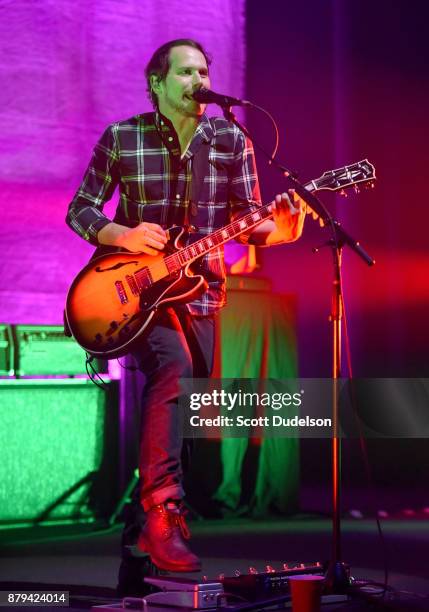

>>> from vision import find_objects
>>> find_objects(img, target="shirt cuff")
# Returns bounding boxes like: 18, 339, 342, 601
86, 217, 112, 246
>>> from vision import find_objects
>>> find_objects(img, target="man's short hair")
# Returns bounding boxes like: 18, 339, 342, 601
145, 39, 211, 108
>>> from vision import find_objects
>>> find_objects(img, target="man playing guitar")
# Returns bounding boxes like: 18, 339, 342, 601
66, 38, 306, 573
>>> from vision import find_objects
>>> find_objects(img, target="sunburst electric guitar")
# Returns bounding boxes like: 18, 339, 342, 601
65, 160, 375, 358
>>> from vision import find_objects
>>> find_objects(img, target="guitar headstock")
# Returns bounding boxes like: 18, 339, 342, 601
312, 159, 376, 193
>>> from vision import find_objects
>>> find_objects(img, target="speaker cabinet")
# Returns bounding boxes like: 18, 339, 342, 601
0, 378, 118, 524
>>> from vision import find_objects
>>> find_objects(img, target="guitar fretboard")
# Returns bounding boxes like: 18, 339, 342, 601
163, 181, 313, 273
131, 158, 374, 286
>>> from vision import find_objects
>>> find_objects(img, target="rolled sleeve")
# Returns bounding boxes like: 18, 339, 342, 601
66, 124, 120, 245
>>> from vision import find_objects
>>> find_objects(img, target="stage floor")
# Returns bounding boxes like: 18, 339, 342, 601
1, 516, 429, 610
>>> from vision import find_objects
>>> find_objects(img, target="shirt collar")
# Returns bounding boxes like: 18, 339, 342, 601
195, 113, 214, 143
154, 111, 214, 158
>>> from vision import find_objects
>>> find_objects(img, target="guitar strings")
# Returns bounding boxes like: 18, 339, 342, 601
135, 162, 373, 281
144, 203, 274, 280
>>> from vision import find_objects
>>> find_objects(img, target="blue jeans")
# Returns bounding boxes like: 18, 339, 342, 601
132, 305, 215, 512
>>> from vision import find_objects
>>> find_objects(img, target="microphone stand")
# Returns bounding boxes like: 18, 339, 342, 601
222, 105, 375, 594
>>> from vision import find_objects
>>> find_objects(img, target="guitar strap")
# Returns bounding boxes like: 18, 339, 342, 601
188, 140, 210, 223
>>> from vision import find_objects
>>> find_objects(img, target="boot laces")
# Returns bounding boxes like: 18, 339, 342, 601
163, 503, 191, 540
175, 509, 191, 540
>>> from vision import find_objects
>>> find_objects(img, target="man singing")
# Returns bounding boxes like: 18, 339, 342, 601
66, 38, 306, 572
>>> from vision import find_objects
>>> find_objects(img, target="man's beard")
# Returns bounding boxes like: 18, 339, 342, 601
165, 93, 201, 118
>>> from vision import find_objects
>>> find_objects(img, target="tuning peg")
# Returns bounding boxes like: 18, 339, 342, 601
265, 565, 275, 573
339, 189, 348, 197
354, 184, 360, 194
282, 563, 290, 570
248, 567, 258, 574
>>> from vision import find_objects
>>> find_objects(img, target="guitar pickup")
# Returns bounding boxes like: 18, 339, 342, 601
126, 274, 140, 296
115, 281, 129, 304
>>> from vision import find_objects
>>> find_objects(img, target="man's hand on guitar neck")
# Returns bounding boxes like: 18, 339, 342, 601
250, 189, 307, 246
271, 189, 307, 242
97, 221, 168, 255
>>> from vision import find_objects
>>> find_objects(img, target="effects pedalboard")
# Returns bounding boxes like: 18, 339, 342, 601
92, 562, 327, 611
221, 562, 324, 601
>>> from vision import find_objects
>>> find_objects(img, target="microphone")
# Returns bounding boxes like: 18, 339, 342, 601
192, 87, 250, 107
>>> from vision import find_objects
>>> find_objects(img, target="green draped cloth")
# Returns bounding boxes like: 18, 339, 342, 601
213, 281, 299, 516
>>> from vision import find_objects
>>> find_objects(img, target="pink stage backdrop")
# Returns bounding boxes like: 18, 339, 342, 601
0, 0, 246, 324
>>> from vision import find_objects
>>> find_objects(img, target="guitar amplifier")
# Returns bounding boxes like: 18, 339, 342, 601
0, 324, 14, 376
14, 325, 107, 376
0, 377, 119, 523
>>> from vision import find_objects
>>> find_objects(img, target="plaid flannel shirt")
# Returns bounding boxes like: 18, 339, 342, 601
66, 111, 261, 315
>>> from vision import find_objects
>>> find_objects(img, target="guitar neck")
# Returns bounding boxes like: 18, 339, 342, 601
164, 180, 314, 272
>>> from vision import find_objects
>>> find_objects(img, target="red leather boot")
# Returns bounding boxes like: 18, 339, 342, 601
137, 501, 201, 572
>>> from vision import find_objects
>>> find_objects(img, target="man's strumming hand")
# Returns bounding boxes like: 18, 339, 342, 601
98, 222, 168, 255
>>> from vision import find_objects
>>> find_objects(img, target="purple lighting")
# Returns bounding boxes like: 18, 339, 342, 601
0, 0, 246, 324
